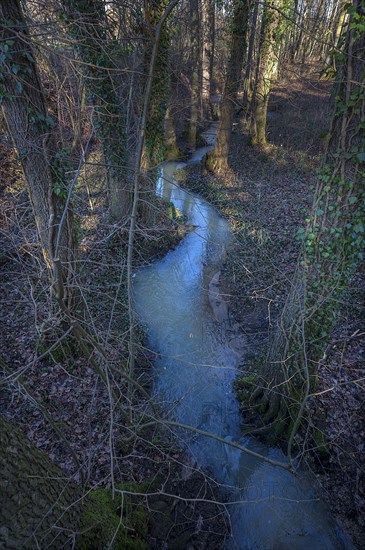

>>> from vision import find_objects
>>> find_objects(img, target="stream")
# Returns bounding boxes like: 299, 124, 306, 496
133, 127, 353, 549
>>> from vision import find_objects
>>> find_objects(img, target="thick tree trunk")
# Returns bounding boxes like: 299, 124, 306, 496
0, 416, 80, 548
61, 0, 130, 222
206, 0, 249, 173
142, 0, 170, 168
0, 0, 77, 307
250, 0, 281, 146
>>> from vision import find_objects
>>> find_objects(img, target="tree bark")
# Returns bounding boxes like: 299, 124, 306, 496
250, 0, 281, 146
201, 0, 215, 118
0, 0, 77, 307
242, 0, 260, 107
142, 0, 171, 168
165, 103, 179, 159
206, 0, 249, 173
188, 0, 201, 148
61, 0, 130, 222
322, 1, 347, 78
0, 416, 80, 548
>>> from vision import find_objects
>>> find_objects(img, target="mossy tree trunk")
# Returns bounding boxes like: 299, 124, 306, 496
201, 0, 215, 120
142, 0, 171, 168
164, 100, 179, 159
188, 0, 201, 149
250, 0, 281, 146
138, 0, 171, 226
0, 0, 77, 309
0, 416, 80, 548
248, 0, 365, 448
61, 0, 129, 222
206, 0, 249, 173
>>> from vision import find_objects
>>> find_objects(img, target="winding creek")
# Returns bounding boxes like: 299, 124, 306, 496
133, 128, 353, 549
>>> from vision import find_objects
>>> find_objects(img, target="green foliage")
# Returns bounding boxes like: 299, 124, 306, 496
166, 201, 183, 222
142, 0, 171, 167
61, 0, 127, 178
0, 20, 33, 102
77, 484, 149, 550
165, 143, 180, 160
294, 3, 365, 359
312, 426, 329, 454
172, 168, 187, 184
348, 1, 365, 39
51, 147, 72, 201
266, 0, 294, 45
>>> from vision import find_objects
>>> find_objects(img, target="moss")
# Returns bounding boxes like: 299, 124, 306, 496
173, 168, 187, 184
77, 483, 149, 550
166, 201, 184, 223
204, 151, 220, 173
234, 373, 257, 390
37, 335, 83, 366
312, 427, 329, 454
165, 143, 180, 160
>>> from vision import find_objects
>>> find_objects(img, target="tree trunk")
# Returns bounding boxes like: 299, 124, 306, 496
0, 0, 77, 308
201, 0, 215, 119
250, 0, 281, 146
291, 0, 306, 62
188, 0, 201, 149
61, 0, 130, 222
242, 0, 260, 107
0, 416, 80, 548
322, 1, 347, 78
248, 0, 365, 446
206, 0, 249, 173
165, 104, 179, 159
142, 0, 171, 168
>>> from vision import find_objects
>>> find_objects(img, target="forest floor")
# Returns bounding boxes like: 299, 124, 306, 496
0, 146, 229, 546
181, 63, 365, 548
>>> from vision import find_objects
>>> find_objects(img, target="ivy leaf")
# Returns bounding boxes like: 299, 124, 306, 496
23, 52, 34, 63
356, 152, 365, 164
46, 116, 55, 127
348, 196, 357, 205
316, 208, 324, 216
296, 227, 306, 242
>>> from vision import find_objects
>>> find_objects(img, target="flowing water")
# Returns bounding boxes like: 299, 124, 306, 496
133, 128, 353, 549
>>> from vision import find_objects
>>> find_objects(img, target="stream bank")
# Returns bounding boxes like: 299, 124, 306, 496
175, 67, 364, 547
0, 141, 230, 548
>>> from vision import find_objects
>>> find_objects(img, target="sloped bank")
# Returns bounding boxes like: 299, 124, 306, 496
176, 127, 364, 547
0, 141, 229, 549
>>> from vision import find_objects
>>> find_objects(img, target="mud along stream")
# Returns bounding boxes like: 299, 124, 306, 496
133, 127, 352, 549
